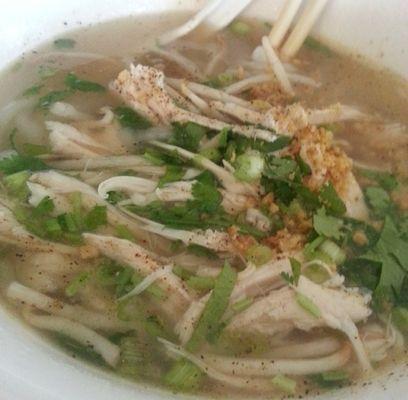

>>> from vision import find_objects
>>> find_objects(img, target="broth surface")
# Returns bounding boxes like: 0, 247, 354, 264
0, 13, 407, 399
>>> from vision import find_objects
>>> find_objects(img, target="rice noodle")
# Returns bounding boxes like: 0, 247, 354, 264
23, 310, 120, 367
269, 0, 304, 48
281, 0, 329, 59
266, 336, 341, 359
308, 104, 368, 125
204, 37, 226, 76
202, 343, 352, 376
164, 83, 200, 113
157, 0, 223, 46
152, 48, 204, 80
262, 36, 295, 96
118, 265, 173, 301
166, 78, 253, 108
225, 73, 275, 94
7, 282, 130, 332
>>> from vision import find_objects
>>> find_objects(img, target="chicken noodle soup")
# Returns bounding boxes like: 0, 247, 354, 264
0, 11, 407, 399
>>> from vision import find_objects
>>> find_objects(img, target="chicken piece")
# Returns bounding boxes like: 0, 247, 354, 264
46, 109, 128, 158
228, 276, 372, 370
111, 64, 276, 142
83, 233, 193, 325
289, 126, 368, 220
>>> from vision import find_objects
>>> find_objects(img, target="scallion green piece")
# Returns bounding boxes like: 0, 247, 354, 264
245, 244, 273, 266
296, 293, 321, 318
234, 151, 264, 182
64, 72, 105, 92
319, 239, 346, 265
186, 262, 237, 351
65, 271, 90, 297
187, 276, 215, 292
229, 20, 251, 36
271, 374, 297, 394
164, 358, 203, 391
231, 297, 253, 313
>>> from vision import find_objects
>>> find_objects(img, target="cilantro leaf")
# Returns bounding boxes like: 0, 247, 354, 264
171, 122, 207, 152
264, 156, 298, 180
358, 168, 398, 192
23, 83, 44, 97
313, 207, 343, 239
365, 186, 392, 217
38, 90, 73, 109
190, 180, 222, 213
0, 154, 48, 175
319, 182, 346, 216
360, 217, 408, 310
114, 106, 151, 130
64, 73, 105, 92
158, 165, 184, 187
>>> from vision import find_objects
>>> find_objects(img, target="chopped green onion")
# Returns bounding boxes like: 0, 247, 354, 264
173, 265, 194, 280
303, 263, 330, 284
296, 293, 321, 318
117, 336, 144, 377
58, 213, 78, 233
187, 276, 215, 292
271, 374, 297, 395
229, 20, 251, 36
33, 196, 55, 216
186, 262, 237, 351
44, 218, 62, 236
245, 244, 273, 266
65, 272, 90, 297
84, 205, 107, 231
64, 72, 105, 92
231, 297, 253, 313
54, 38, 76, 49
199, 147, 222, 162
319, 240, 346, 265
21, 143, 50, 156
3, 170, 30, 198
164, 358, 203, 391
321, 370, 349, 382
234, 151, 264, 182
304, 236, 326, 260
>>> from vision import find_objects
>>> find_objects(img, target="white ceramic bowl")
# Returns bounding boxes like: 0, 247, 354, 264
0, 1, 407, 399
